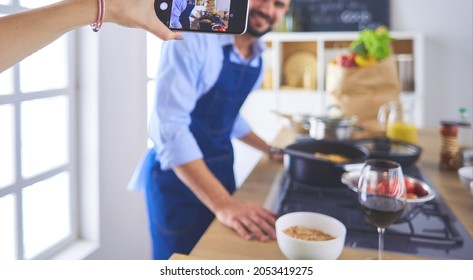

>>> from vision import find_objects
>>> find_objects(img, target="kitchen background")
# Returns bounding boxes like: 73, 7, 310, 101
85, 0, 473, 260
1, 0, 471, 260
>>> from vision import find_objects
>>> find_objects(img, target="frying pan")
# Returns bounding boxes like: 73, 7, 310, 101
282, 139, 369, 186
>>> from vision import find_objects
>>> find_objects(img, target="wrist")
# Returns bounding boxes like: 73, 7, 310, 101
268, 145, 283, 160
210, 193, 233, 214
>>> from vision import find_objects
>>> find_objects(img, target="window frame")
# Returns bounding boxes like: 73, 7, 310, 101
0, 1, 79, 260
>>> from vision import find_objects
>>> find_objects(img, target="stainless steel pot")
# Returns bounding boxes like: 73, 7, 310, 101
309, 115, 360, 141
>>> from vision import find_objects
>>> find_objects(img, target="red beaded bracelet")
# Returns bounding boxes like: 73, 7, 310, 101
91, 0, 105, 32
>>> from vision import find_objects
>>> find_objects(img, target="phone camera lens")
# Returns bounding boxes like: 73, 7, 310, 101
160, 2, 168, 10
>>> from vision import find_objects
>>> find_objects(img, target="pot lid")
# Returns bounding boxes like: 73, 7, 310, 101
353, 137, 422, 166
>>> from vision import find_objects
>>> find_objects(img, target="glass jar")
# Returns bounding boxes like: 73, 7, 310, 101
439, 121, 460, 170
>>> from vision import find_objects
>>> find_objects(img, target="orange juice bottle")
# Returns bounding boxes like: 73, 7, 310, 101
386, 121, 418, 144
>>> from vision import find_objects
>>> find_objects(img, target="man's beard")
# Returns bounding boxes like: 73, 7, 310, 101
245, 23, 272, 38
245, 10, 274, 37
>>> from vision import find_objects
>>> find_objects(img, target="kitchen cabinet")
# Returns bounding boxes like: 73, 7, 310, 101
255, 31, 425, 126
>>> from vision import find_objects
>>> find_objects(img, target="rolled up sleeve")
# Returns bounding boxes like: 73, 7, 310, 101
231, 114, 251, 139
156, 126, 202, 170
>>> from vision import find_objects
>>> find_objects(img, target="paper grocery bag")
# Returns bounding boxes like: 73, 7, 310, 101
326, 56, 402, 138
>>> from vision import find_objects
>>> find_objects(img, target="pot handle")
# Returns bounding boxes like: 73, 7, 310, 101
377, 101, 400, 132
353, 125, 365, 131
282, 148, 322, 161
268, 146, 284, 160
284, 149, 367, 169
270, 110, 293, 121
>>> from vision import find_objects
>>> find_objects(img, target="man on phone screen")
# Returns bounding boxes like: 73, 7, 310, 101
129, 0, 291, 260
170, 0, 196, 29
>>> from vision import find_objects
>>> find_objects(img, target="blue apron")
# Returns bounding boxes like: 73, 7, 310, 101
145, 45, 262, 259
179, 0, 196, 29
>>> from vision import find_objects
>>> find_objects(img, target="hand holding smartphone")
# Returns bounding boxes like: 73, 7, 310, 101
154, 0, 249, 34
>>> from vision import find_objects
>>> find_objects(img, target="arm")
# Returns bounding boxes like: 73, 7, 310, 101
239, 131, 284, 162
174, 159, 276, 241
232, 114, 284, 161
0, 0, 182, 72
169, 0, 185, 28
238, 131, 270, 153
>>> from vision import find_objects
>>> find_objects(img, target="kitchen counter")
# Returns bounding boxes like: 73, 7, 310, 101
181, 128, 473, 260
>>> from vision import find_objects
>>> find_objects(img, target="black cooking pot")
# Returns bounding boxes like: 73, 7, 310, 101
353, 137, 422, 167
283, 139, 369, 186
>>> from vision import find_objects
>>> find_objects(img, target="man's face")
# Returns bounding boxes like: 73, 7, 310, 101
245, 0, 291, 37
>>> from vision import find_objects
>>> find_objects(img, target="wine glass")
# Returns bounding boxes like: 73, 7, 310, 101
358, 159, 407, 260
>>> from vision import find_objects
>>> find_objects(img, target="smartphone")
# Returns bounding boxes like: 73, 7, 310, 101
154, 0, 249, 34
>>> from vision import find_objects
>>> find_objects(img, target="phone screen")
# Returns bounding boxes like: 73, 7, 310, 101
154, 0, 249, 34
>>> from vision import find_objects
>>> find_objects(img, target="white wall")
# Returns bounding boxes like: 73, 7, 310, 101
391, 0, 473, 125
80, 25, 151, 260
83, 0, 472, 259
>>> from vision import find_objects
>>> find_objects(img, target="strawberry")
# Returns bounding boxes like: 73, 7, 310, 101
414, 183, 428, 197
405, 178, 416, 194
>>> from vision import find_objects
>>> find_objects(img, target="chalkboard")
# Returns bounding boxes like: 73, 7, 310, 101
292, 0, 390, 32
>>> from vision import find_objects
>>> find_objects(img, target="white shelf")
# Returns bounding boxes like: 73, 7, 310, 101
258, 31, 425, 126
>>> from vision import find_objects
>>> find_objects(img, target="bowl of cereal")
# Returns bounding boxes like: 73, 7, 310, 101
275, 212, 346, 260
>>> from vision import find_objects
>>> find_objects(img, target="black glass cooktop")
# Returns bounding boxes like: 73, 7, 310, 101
272, 165, 473, 260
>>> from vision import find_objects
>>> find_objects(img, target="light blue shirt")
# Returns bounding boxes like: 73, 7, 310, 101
169, 0, 188, 28
149, 33, 265, 171
128, 34, 265, 191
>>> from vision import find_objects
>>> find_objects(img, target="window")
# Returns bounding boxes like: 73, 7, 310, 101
0, 0, 77, 260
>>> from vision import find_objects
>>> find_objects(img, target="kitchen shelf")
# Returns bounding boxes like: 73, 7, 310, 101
256, 31, 425, 126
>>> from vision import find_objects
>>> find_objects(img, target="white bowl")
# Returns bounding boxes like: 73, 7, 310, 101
458, 166, 473, 189
275, 212, 346, 260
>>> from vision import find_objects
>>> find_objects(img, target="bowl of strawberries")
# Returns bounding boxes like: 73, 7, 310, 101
342, 171, 436, 222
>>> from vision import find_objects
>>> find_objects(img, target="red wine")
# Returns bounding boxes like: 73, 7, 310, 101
360, 195, 406, 228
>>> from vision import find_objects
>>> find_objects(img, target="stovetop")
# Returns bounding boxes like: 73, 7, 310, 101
272, 165, 473, 259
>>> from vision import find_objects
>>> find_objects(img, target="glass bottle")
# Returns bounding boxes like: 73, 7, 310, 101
457, 107, 473, 167
439, 121, 460, 170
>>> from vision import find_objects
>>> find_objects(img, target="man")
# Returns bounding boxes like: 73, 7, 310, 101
170, 0, 196, 29
130, 0, 291, 260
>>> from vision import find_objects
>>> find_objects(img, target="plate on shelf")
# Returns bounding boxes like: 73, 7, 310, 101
283, 52, 317, 89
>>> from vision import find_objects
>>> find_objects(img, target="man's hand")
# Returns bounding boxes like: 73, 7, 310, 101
268, 145, 284, 162
214, 198, 276, 241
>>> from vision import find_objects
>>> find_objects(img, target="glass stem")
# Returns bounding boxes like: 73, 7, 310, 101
377, 227, 386, 260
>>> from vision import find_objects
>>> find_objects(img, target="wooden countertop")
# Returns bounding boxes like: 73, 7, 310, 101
183, 128, 473, 260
